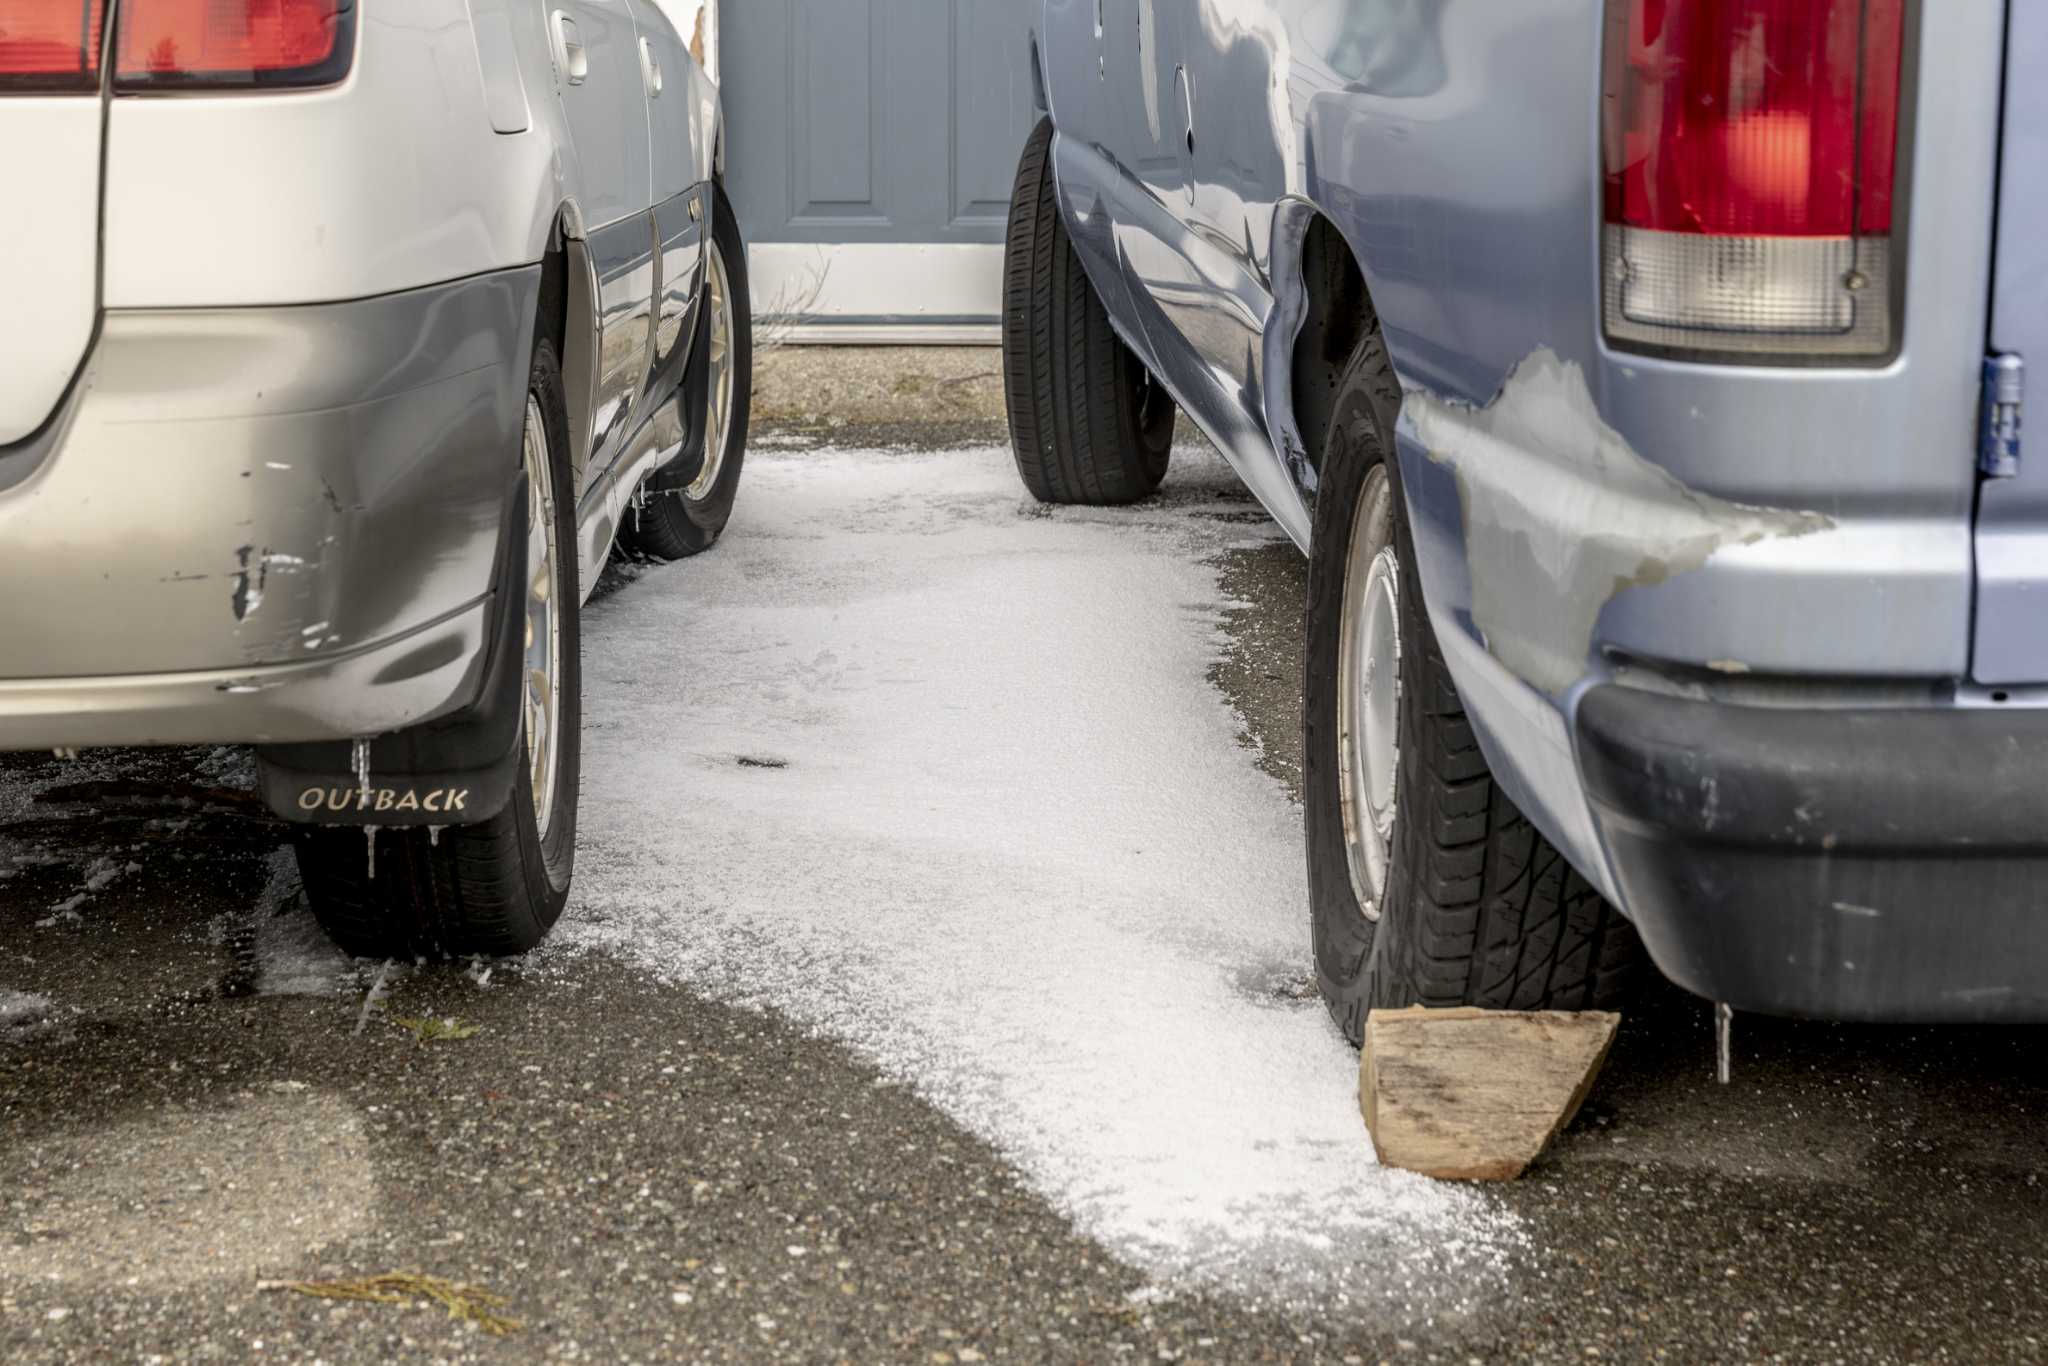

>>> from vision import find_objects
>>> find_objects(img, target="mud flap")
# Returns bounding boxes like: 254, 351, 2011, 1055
254, 475, 529, 827
639, 274, 714, 500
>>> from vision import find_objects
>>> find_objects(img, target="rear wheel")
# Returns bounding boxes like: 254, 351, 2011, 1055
1303, 331, 1643, 1044
622, 182, 753, 561
1001, 116, 1174, 505
295, 340, 581, 959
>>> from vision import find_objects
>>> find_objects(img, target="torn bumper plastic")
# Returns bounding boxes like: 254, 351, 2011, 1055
1577, 684, 2048, 1022
0, 266, 539, 750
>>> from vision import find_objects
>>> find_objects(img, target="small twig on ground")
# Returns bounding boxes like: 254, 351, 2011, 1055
353, 960, 393, 1037
258, 1271, 521, 1336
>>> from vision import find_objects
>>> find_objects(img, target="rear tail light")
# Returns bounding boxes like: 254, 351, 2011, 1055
0, 1, 106, 92
114, 0, 354, 90
1601, 0, 1908, 361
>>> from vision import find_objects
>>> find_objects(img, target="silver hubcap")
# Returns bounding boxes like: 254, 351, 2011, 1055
687, 240, 737, 501
523, 396, 562, 837
1337, 465, 1401, 921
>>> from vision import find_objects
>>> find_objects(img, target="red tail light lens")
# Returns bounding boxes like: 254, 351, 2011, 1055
1602, 0, 1908, 360
0, 1, 106, 92
115, 0, 354, 89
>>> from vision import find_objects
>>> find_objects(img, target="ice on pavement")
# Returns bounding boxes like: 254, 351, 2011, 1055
248, 848, 353, 997
0, 990, 53, 1028
559, 444, 1519, 1311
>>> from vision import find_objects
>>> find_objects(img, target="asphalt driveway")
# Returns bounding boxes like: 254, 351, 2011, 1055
4, 376, 2047, 1362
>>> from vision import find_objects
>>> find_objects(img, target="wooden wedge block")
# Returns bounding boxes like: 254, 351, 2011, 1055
1360, 1006, 1619, 1181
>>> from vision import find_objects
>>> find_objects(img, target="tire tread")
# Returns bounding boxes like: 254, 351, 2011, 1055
295, 340, 581, 961
1306, 332, 1645, 1043
1002, 118, 1172, 505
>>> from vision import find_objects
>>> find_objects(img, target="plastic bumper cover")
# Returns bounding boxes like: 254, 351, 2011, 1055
1578, 685, 2048, 1022
0, 267, 540, 749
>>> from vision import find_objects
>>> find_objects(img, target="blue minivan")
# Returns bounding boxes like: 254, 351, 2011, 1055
1003, 0, 2045, 1035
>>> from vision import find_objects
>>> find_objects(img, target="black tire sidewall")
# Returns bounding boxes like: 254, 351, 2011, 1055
681, 182, 754, 533
628, 182, 753, 559
450, 335, 581, 949
1119, 349, 1176, 483
294, 339, 581, 960
1002, 116, 1171, 506
518, 337, 581, 908
1304, 335, 1416, 1042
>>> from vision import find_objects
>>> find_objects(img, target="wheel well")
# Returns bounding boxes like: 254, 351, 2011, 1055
544, 205, 600, 488
537, 223, 569, 368
1290, 215, 1375, 481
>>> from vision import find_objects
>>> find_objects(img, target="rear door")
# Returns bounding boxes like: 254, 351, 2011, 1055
1105, 0, 1188, 211
629, 0, 703, 402
0, 2, 105, 447
548, 0, 655, 500
1178, 0, 1287, 408
1974, 2, 2048, 683
1098, 0, 1199, 331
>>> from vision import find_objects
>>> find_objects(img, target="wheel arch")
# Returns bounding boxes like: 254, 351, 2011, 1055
1265, 199, 1382, 514
546, 198, 603, 497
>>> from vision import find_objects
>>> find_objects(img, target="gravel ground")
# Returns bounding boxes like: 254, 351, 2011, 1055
5, 372, 2048, 1362
751, 346, 1007, 451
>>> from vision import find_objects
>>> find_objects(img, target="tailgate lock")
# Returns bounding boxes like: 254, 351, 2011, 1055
1981, 353, 2024, 479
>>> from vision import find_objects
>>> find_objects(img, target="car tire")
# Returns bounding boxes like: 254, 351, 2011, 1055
1303, 330, 1643, 1045
294, 339, 582, 959
622, 182, 753, 562
1001, 116, 1174, 505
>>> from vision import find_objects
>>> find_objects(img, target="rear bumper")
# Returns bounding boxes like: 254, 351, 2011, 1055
0, 599, 491, 749
0, 267, 540, 749
1578, 685, 2048, 1021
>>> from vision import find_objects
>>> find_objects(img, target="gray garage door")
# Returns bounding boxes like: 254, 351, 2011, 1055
721, 0, 1036, 340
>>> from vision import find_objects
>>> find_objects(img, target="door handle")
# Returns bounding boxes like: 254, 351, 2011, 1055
551, 10, 587, 86
639, 35, 663, 97
1174, 65, 1196, 204
1174, 64, 1195, 156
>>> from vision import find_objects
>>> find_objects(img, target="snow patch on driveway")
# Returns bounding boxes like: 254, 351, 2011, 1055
560, 445, 1518, 1311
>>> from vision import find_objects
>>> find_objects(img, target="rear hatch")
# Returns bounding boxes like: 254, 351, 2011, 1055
0, 2, 105, 445
1974, 2, 2048, 683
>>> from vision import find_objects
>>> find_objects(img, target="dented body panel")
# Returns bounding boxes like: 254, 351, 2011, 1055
0, 272, 537, 682
1037, 0, 2040, 1016
0, 270, 537, 745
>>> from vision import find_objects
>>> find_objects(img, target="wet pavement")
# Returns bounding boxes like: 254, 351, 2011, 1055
4, 422, 2048, 1363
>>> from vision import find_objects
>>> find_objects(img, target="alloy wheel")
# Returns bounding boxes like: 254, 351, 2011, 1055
686, 239, 737, 502
522, 394, 563, 838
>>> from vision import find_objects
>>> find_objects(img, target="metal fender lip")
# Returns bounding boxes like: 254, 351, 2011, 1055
1576, 683, 2048, 1023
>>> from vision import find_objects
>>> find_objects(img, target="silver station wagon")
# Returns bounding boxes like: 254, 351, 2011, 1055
0, 0, 751, 957
1007, 0, 2046, 1030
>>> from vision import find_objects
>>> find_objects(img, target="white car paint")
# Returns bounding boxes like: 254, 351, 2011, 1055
0, 0, 728, 751
0, 102, 101, 446
100, 0, 717, 312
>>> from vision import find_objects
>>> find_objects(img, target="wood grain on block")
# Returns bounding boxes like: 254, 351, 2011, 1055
1359, 1006, 1620, 1182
